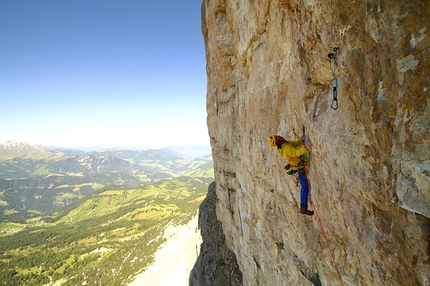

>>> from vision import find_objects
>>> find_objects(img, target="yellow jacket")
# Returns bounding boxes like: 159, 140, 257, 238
277, 139, 307, 167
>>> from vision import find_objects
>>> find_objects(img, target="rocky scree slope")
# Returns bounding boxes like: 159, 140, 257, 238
200, 0, 430, 285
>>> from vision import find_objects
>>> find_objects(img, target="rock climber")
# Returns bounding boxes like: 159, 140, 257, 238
268, 135, 314, 216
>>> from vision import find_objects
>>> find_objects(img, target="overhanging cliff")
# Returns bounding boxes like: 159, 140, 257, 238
202, 0, 430, 285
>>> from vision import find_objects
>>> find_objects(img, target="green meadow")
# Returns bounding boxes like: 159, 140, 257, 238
0, 176, 211, 286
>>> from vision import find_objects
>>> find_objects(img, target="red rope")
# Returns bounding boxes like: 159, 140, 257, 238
303, 166, 345, 286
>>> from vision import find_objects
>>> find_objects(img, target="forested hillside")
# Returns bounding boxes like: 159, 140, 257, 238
0, 142, 213, 285
0, 142, 212, 222
0, 176, 211, 285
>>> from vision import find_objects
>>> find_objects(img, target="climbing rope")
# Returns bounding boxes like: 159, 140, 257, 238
303, 165, 345, 286
328, 46, 339, 110
297, 125, 344, 285
302, 211, 319, 255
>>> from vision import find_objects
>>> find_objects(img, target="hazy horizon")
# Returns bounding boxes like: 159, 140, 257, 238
0, 138, 211, 153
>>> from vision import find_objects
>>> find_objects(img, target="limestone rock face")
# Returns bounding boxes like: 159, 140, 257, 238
190, 182, 243, 286
202, 0, 430, 285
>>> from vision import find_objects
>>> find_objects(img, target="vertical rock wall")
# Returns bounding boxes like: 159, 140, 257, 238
202, 0, 430, 285
190, 182, 243, 286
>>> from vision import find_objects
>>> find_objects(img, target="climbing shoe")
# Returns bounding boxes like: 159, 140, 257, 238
300, 209, 314, 216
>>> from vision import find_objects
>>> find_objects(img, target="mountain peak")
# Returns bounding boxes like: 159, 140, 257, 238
2, 139, 30, 149
0, 140, 53, 160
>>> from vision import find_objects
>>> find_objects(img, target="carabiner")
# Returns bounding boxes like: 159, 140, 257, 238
331, 98, 338, 110
328, 47, 339, 111
330, 77, 338, 88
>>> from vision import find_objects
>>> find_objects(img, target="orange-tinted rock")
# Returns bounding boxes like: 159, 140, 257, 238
202, 0, 430, 285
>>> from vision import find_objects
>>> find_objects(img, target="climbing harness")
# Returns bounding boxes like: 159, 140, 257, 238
328, 46, 339, 110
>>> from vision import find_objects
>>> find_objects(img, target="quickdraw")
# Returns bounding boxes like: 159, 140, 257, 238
330, 77, 338, 110
328, 46, 339, 110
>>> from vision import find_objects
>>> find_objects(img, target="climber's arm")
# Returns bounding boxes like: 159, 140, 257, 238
288, 139, 303, 148
281, 143, 307, 158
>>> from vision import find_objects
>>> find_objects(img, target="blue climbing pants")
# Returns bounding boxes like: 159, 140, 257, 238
290, 168, 309, 206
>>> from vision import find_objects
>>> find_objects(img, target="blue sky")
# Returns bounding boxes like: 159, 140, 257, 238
0, 1, 208, 149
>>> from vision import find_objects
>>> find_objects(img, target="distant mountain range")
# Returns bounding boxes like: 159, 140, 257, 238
0, 140, 213, 222
0, 140, 212, 159
0, 140, 54, 160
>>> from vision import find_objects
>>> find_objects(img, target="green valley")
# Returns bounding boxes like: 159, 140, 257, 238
0, 142, 212, 222
0, 141, 213, 286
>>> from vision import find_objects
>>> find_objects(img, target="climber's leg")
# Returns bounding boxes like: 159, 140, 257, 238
298, 169, 309, 206
298, 169, 313, 215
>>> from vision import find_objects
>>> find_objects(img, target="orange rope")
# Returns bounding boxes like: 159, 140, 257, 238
303, 166, 345, 286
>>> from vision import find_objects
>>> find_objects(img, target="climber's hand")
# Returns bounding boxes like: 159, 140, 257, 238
304, 139, 312, 149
